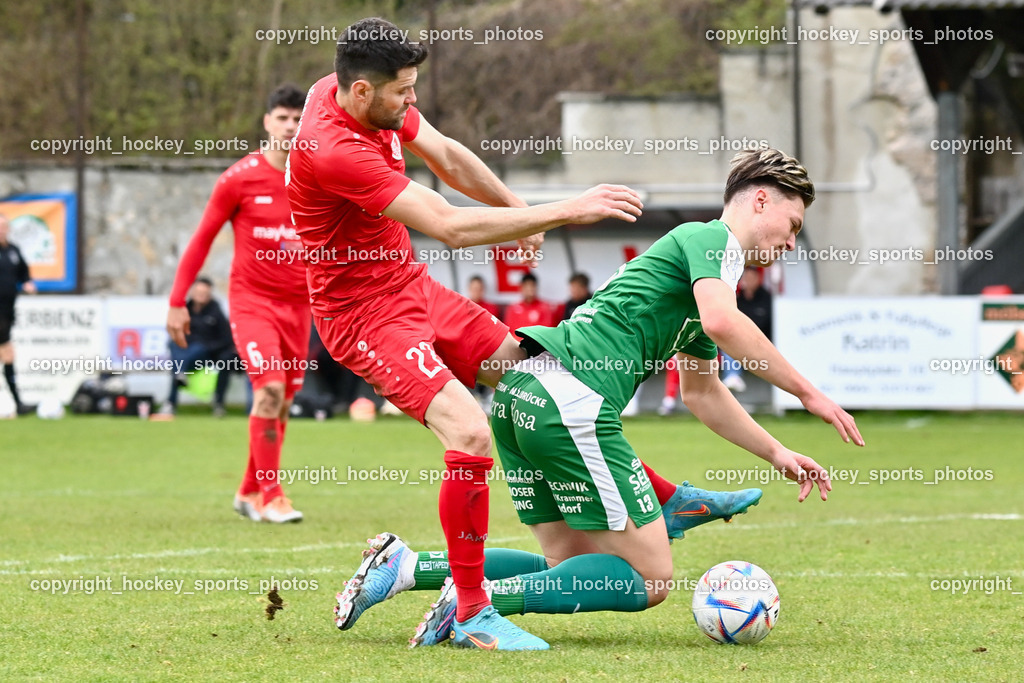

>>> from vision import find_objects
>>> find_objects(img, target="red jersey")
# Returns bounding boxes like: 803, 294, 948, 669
286, 74, 424, 316
170, 153, 308, 307
503, 299, 558, 340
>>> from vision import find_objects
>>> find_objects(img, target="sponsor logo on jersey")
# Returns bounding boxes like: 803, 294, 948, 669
390, 133, 402, 161
252, 225, 299, 241
254, 195, 274, 204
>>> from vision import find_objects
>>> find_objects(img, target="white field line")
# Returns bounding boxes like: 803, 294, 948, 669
0, 534, 532, 576
2, 515, 1019, 577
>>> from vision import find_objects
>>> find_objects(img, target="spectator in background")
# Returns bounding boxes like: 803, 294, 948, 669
561, 272, 591, 321
721, 266, 773, 392
466, 275, 500, 318
503, 273, 557, 341
465, 275, 501, 411
0, 213, 37, 415
161, 277, 237, 417
661, 266, 773, 412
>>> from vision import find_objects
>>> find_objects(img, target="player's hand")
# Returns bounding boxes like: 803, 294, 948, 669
769, 448, 832, 502
22, 281, 37, 295
166, 307, 191, 349
569, 184, 643, 224
516, 233, 544, 268
801, 389, 864, 446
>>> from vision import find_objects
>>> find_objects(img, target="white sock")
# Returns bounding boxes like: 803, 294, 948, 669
387, 544, 419, 598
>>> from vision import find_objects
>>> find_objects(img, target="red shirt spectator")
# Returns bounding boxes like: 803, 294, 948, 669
467, 275, 500, 319
503, 273, 557, 340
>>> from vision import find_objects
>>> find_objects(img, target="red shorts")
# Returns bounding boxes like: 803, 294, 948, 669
316, 274, 508, 424
230, 296, 312, 398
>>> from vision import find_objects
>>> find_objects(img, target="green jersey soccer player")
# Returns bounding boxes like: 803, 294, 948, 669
338, 148, 864, 650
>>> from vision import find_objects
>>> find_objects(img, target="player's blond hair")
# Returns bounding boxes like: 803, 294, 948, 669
724, 148, 815, 207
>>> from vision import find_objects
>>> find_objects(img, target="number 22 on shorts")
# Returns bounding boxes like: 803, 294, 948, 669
406, 341, 447, 378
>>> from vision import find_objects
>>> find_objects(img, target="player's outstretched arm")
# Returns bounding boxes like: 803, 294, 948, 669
694, 278, 865, 447
404, 116, 527, 210
677, 353, 832, 501
383, 180, 642, 249
405, 117, 545, 266
165, 181, 235, 348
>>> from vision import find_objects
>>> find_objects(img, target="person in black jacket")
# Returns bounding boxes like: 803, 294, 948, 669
721, 266, 773, 392
0, 213, 37, 415
160, 277, 238, 416
561, 272, 592, 321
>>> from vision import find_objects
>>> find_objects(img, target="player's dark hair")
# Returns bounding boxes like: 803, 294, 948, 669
569, 272, 590, 288
267, 83, 306, 113
469, 275, 485, 285
724, 148, 815, 208
520, 273, 538, 286
195, 276, 213, 288
335, 17, 428, 90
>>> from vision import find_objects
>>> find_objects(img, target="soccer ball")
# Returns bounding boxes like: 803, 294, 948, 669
692, 560, 780, 644
37, 397, 66, 420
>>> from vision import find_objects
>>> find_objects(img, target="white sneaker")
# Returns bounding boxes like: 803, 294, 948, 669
261, 496, 303, 523
233, 493, 262, 522
722, 374, 747, 392
657, 396, 676, 416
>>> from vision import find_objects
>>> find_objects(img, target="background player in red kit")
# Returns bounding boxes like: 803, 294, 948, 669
288, 18, 757, 649
167, 84, 310, 524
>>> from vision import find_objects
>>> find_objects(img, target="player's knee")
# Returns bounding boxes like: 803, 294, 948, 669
253, 383, 285, 417
455, 420, 493, 457
644, 564, 674, 607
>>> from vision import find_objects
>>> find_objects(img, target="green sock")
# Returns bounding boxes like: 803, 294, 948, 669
412, 548, 548, 591
412, 551, 452, 591
489, 554, 648, 616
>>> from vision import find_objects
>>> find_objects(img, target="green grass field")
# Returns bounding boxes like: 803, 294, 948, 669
4, 411, 1022, 681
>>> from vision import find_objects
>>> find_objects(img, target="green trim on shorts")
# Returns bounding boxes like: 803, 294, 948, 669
491, 353, 661, 531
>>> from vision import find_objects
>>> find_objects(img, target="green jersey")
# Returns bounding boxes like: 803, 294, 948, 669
518, 219, 744, 413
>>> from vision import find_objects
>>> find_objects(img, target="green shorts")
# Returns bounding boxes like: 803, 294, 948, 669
491, 352, 661, 531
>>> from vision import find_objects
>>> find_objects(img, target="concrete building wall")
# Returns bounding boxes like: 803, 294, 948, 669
556, 8, 938, 294
0, 164, 232, 297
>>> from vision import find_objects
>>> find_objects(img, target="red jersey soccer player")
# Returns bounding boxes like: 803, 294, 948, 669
289, 19, 760, 650
167, 85, 310, 524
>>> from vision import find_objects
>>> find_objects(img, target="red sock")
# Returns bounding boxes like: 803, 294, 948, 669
644, 461, 678, 505
241, 416, 289, 496
439, 450, 492, 622
249, 415, 283, 505
239, 452, 259, 496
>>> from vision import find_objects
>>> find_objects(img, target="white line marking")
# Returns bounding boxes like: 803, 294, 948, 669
4, 516, 1018, 576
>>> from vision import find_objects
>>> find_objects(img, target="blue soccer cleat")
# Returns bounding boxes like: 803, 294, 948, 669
334, 532, 410, 630
663, 481, 762, 542
451, 605, 549, 651
409, 577, 458, 648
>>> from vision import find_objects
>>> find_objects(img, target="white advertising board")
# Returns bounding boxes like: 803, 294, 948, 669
773, 297, 978, 409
